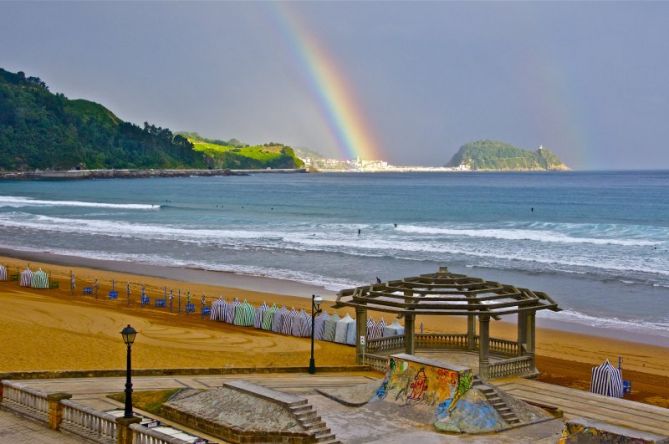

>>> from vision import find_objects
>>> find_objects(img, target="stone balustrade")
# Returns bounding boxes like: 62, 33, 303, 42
416, 333, 470, 349
130, 424, 191, 444
60, 398, 117, 444
366, 334, 405, 353
489, 337, 521, 357
487, 356, 535, 379
0, 380, 49, 422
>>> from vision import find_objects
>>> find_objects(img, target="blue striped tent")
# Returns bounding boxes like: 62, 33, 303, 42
254, 302, 268, 329
298, 310, 312, 337
272, 306, 289, 333
261, 304, 277, 330
282, 308, 297, 335
314, 312, 329, 340
19, 268, 33, 287
234, 300, 256, 327
224, 299, 239, 324
366, 318, 376, 339
31, 269, 49, 289
371, 318, 386, 340
210, 298, 226, 321
591, 360, 624, 398
0, 265, 7, 281
335, 314, 354, 344
322, 313, 340, 342
383, 319, 405, 337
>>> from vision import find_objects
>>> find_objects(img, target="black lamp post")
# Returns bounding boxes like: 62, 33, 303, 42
308, 295, 323, 374
120, 324, 137, 418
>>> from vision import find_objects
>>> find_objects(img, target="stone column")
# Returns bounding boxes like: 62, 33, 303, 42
517, 311, 527, 354
404, 313, 415, 355
467, 300, 476, 351
47, 393, 72, 431
116, 416, 141, 444
525, 310, 536, 371
355, 306, 367, 364
478, 315, 490, 380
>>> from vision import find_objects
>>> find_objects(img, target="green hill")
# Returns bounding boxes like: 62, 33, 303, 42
185, 133, 304, 170
0, 68, 207, 170
446, 140, 569, 171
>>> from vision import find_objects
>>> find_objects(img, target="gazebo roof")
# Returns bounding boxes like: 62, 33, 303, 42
335, 267, 560, 319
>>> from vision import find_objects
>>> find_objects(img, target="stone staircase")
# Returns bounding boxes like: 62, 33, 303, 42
288, 400, 340, 444
472, 377, 521, 426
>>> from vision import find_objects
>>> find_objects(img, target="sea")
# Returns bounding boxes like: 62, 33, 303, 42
1, 171, 667, 342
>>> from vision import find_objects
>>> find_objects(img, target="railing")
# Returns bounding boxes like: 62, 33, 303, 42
0, 380, 49, 422
487, 356, 534, 379
366, 335, 405, 354
489, 337, 521, 357
130, 424, 191, 444
416, 333, 470, 350
60, 399, 117, 444
364, 354, 389, 373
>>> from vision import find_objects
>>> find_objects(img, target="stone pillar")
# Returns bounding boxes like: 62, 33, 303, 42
517, 311, 527, 354
478, 315, 490, 380
355, 306, 367, 364
404, 313, 415, 355
47, 393, 72, 431
525, 310, 536, 371
116, 416, 141, 444
467, 313, 476, 351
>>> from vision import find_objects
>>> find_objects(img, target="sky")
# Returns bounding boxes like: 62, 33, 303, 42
1, 1, 668, 169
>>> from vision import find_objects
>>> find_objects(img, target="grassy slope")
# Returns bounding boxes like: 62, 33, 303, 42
189, 136, 304, 169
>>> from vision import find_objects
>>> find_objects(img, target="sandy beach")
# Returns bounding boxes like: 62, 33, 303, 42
1, 253, 668, 408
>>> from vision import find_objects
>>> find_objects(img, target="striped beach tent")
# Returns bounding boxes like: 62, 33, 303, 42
261, 304, 277, 330
366, 318, 376, 339
282, 308, 297, 335
224, 298, 239, 324
314, 312, 329, 340
254, 302, 269, 329
210, 298, 226, 321
291, 309, 306, 337
31, 269, 49, 289
298, 310, 312, 337
0, 265, 7, 281
335, 314, 355, 344
322, 313, 339, 342
383, 319, 405, 337
591, 360, 624, 398
234, 300, 256, 327
272, 306, 289, 334
345, 317, 357, 345
371, 318, 386, 340
19, 267, 33, 287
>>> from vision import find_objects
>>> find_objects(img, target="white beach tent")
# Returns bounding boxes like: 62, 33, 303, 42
298, 310, 312, 337
335, 314, 355, 344
371, 318, 386, 340
291, 309, 306, 337
31, 269, 49, 289
383, 319, 405, 337
282, 308, 297, 335
19, 267, 33, 287
314, 312, 329, 340
0, 265, 7, 281
322, 313, 340, 342
272, 306, 289, 334
366, 318, 377, 339
591, 360, 624, 398
345, 317, 357, 345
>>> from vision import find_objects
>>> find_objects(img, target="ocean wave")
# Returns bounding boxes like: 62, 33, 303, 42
0, 195, 159, 210
396, 224, 663, 247
539, 309, 669, 338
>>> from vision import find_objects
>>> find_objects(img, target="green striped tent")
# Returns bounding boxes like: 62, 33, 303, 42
261, 304, 278, 330
233, 300, 256, 327
31, 269, 49, 289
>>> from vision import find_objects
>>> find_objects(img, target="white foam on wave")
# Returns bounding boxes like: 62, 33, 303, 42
0, 195, 159, 210
396, 224, 662, 247
539, 308, 669, 339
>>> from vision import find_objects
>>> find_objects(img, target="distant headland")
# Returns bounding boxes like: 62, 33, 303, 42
445, 140, 570, 171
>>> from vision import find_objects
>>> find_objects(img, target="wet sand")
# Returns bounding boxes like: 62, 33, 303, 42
1, 254, 668, 408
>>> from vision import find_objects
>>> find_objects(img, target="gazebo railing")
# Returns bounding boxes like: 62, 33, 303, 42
366, 335, 405, 354
416, 333, 470, 350
487, 356, 535, 379
489, 337, 521, 357
364, 354, 390, 373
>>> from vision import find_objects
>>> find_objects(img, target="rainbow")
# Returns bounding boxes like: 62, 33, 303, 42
269, 4, 380, 161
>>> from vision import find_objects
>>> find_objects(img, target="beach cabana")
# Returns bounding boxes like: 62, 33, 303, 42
254, 302, 269, 329
591, 360, 624, 398
272, 306, 289, 334
345, 317, 357, 345
298, 310, 312, 337
282, 308, 297, 335
224, 299, 239, 324
371, 318, 386, 340
335, 266, 560, 379
234, 300, 256, 327
314, 312, 329, 340
210, 298, 226, 321
0, 265, 7, 281
366, 318, 377, 339
19, 267, 33, 287
262, 304, 278, 331
383, 319, 405, 337
334, 314, 355, 344
322, 313, 340, 342
30, 269, 49, 289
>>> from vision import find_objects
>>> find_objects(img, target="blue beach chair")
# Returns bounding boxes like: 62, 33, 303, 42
155, 298, 166, 308
141, 294, 150, 306
185, 302, 195, 314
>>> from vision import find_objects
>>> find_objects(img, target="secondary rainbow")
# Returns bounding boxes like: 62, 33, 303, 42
270, 4, 380, 161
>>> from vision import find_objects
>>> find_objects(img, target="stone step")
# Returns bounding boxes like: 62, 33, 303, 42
290, 405, 314, 414
315, 434, 337, 442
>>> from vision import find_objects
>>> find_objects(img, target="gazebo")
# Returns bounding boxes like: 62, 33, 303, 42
334, 266, 560, 379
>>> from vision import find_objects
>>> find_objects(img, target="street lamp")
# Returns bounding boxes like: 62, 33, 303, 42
120, 324, 137, 418
308, 295, 323, 374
